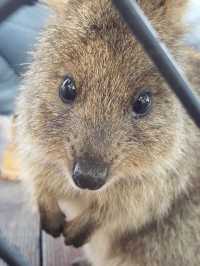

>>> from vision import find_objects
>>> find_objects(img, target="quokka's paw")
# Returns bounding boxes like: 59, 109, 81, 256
71, 258, 92, 266
40, 207, 66, 238
63, 221, 91, 248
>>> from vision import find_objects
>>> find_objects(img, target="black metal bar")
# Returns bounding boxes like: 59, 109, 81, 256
113, 0, 200, 128
0, 0, 38, 23
0, 232, 30, 266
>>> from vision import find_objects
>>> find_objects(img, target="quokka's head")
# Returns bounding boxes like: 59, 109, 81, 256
18, 0, 189, 193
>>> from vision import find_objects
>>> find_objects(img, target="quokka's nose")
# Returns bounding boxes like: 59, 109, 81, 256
72, 158, 108, 190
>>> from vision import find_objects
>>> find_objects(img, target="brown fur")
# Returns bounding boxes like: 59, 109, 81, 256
16, 0, 200, 265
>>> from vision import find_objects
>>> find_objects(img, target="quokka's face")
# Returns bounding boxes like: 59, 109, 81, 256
22, 0, 184, 192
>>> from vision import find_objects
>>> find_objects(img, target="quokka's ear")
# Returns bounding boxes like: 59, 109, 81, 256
139, 0, 189, 15
139, 0, 189, 29
42, 0, 69, 14
164, 0, 189, 15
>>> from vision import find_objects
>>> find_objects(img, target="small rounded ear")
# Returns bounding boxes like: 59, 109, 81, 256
165, 0, 189, 9
140, 0, 189, 19
148, 0, 188, 7
165, 0, 189, 20
139, 0, 188, 9
42, 0, 68, 13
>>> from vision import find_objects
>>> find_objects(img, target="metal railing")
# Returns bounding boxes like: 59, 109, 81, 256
0, 0, 200, 265
113, 0, 200, 128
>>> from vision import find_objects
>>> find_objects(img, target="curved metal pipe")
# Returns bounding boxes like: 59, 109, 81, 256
113, 0, 200, 128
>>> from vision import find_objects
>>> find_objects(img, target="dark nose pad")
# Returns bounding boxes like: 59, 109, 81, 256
72, 159, 108, 190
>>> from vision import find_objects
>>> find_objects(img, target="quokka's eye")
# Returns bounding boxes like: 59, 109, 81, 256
59, 76, 77, 103
132, 89, 152, 118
